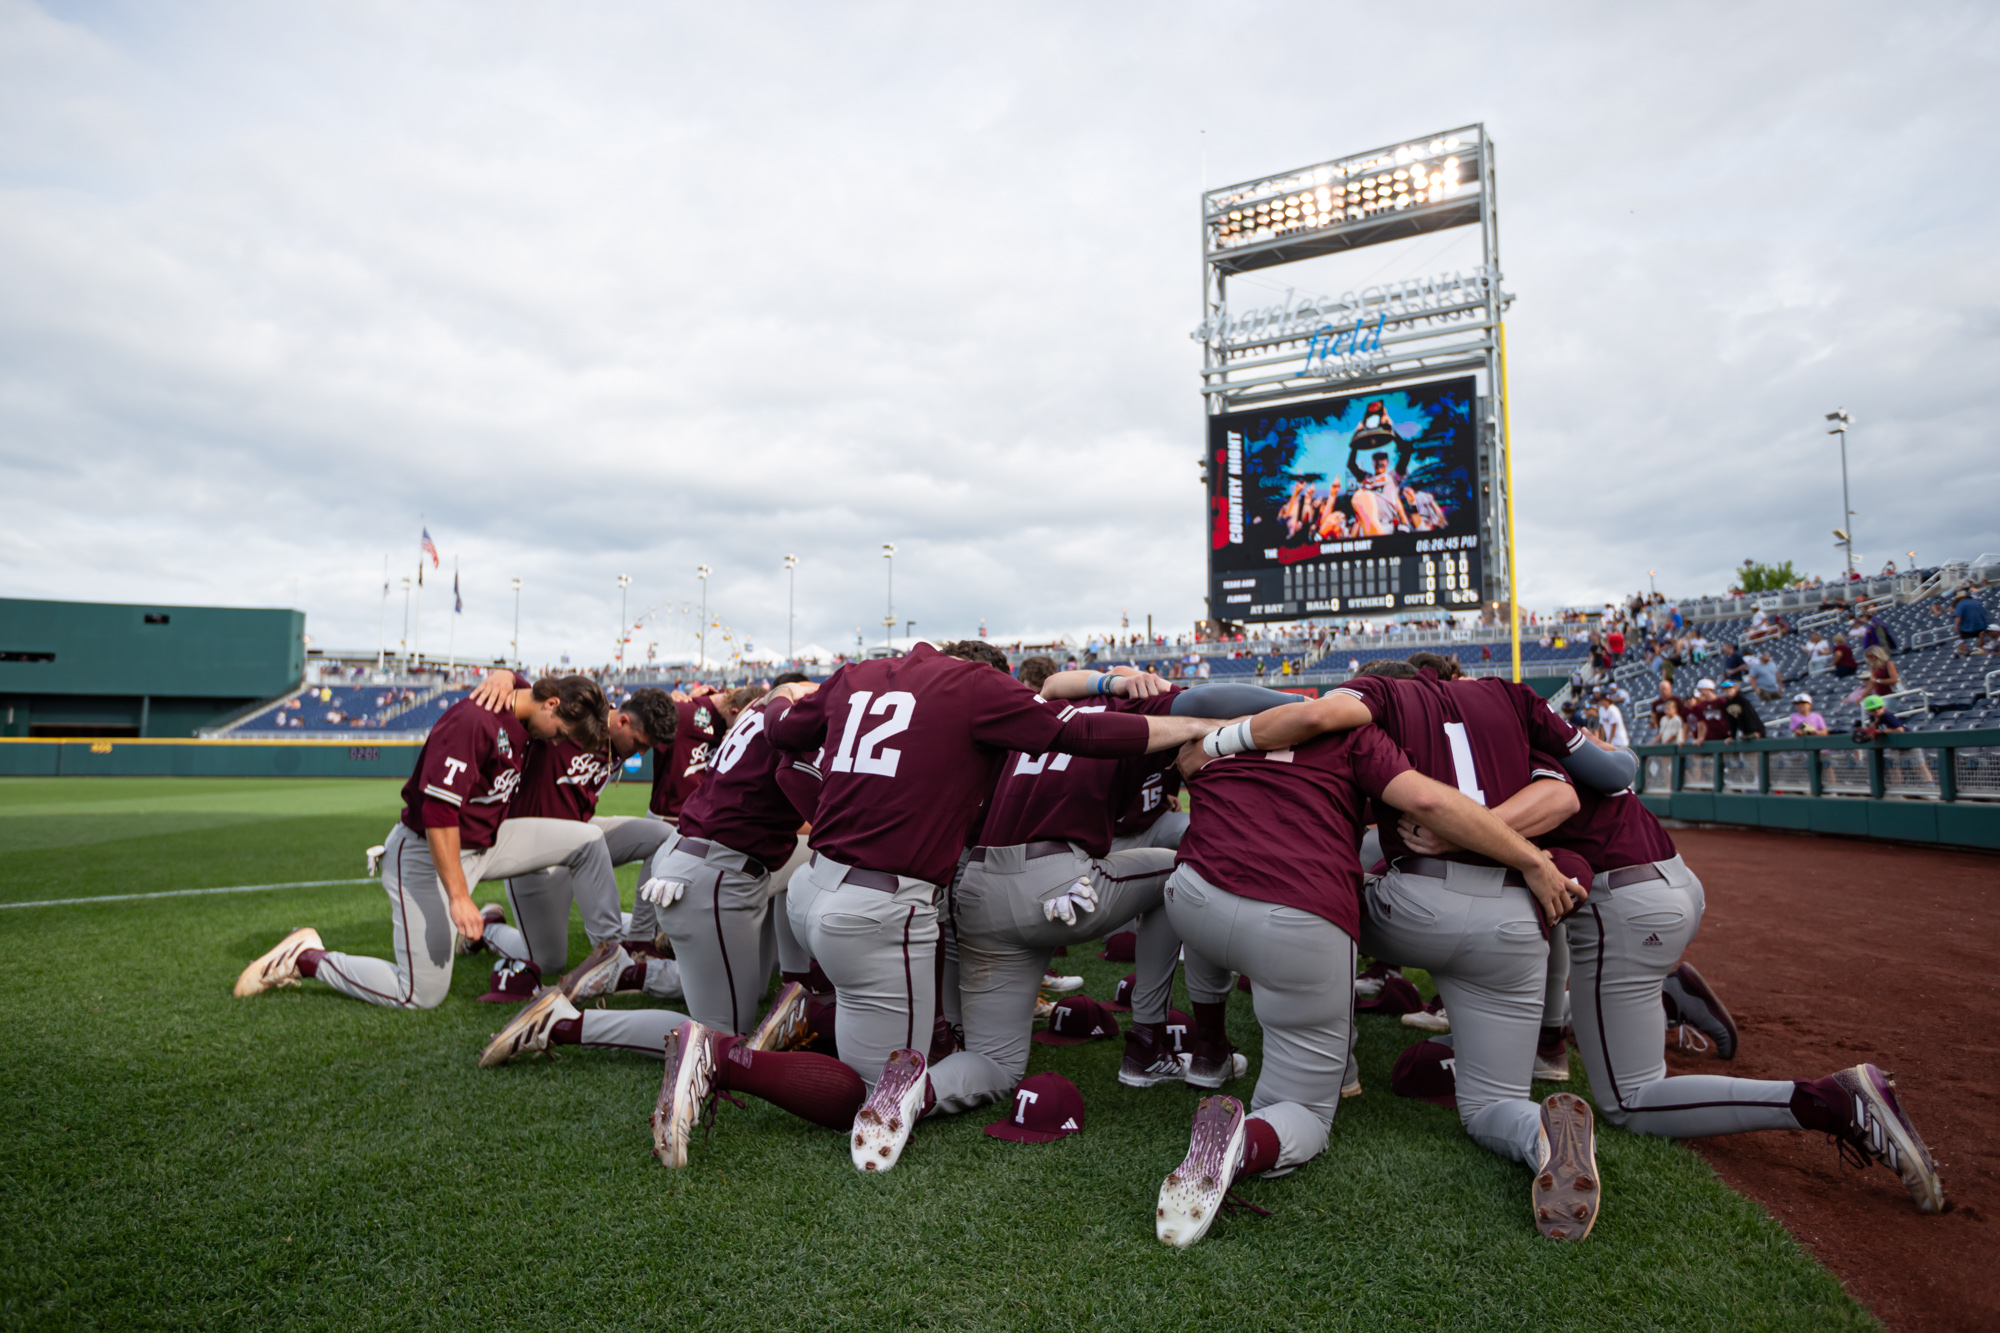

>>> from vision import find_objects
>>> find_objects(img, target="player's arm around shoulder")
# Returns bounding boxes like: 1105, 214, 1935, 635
1209, 689, 1370, 755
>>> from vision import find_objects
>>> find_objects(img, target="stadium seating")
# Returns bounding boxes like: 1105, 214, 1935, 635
226, 685, 471, 735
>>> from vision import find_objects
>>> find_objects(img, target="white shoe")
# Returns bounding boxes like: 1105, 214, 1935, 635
455, 903, 507, 956
1041, 972, 1085, 993
365, 845, 386, 876
559, 941, 631, 1003
1341, 1077, 1363, 1099
1353, 975, 1386, 997
652, 1020, 720, 1168
478, 987, 580, 1067
851, 1048, 929, 1174
1156, 1095, 1246, 1248
1177, 1051, 1249, 1083
234, 927, 323, 997
1534, 1049, 1572, 1082
1402, 1007, 1450, 1033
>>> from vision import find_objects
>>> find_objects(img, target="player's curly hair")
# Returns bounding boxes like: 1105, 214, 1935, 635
1406, 651, 1464, 681
726, 685, 766, 712
533, 675, 609, 751
1016, 655, 1059, 690
620, 687, 676, 749
772, 671, 811, 687
941, 640, 1010, 672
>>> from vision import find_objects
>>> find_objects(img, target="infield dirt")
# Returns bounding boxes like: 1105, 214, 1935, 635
1666, 825, 1998, 1333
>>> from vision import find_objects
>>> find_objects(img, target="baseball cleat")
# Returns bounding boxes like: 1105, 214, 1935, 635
1402, 1005, 1450, 1033
1532, 1093, 1600, 1241
1119, 1023, 1187, 1088
1671, 1024, 1713, 1054
1034, 992, 1060, 1022
364, 844, 386, 876
455, 903, 508, 956
1534, 1027, 1571, 1082
850, 1048, 929, 1174
558, 940, 631, 1004
1041, 972, 1085, 993
651, 1020, 720, 1169
1341, 1077, 1364, 1100
233, 927, 323, 997
1823, 1064, 1945, 1214
1156, 1095, 1246, 1248
1183, 1034, 1249, 1089
1662, 961, 1738, 1059
478, 986, 579, 1067
745, 981, 812, 1053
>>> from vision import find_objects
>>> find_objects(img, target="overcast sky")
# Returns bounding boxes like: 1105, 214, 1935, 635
2, 1, 1995, 667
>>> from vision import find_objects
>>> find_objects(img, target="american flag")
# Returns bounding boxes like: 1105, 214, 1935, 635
453, 570, 462, 614
420, 527, 439, 567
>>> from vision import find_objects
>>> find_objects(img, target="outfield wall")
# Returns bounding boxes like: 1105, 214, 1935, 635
0, 738, 662, 782
1634, 727, 2000, 851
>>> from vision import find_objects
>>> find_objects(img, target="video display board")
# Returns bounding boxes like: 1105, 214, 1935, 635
1207, 377, 1484, 623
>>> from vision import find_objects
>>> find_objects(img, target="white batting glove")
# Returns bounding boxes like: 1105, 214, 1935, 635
1043, 879, 1098, 925
638, 877, 688, 907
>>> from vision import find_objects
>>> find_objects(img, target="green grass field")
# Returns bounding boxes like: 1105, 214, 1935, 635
0, 777, 1874, 1331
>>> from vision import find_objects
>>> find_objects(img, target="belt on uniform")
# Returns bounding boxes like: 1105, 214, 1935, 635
1603, 863, 1666, 890
966, 840, 1073, 863
811, 852, 901, 893
1398, 855, 1528, 889
669, 832, 766, 879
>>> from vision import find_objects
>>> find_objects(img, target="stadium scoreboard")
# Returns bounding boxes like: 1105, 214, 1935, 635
1207, 377, 1484, 621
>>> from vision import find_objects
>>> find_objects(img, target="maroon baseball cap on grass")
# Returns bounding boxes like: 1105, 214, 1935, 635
1097, 930, 1137, 962
1106, 972, 1138, 1010
1391, 1039, 1459, 1107
1032, 995, 1121, 1045
1358, 973, 1424, 1015
477, 958, 542, 1003
984, 1073, 1085, 1142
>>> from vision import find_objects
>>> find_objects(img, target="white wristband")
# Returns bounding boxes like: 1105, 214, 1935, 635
1202, 719, 1256, 757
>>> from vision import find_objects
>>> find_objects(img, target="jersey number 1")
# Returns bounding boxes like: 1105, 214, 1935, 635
1441, 721, 1487, 805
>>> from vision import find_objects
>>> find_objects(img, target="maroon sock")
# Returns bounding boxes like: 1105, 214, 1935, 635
1192, 1000, 1229, 1042
781, 970, 814, 988
716, 1041, 866, 1130
550, 1017, 582, 1046
616, 961, 648, 992
1241, 1117, 1281, 1176
1790, 1078, 1840, 1134
296, 948, 324, 979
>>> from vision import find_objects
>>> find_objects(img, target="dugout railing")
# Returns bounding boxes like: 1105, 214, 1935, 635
1632, 726, 2000, 851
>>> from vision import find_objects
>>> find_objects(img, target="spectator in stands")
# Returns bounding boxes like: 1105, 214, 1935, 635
1831, 636, 1858, 679
1720, 642, 1749, 683
1605, 624, 1625, 663
1954, 587, 1997, 655
1197, 658, 1211, 680
1596, 693, 1630, 746
1656, 698, 1686, 745
1648, 677, 1679, 730
1787, 693, 1828, 736
1806, 631, 1833, 671
1857, 694, 1907, 736
1749, 606, 1769, 633
1685, 679, 1728, 742
1688, 630, 1710, 661
1746, 650, 1780, 701
1719, 682, 1766, 739
1860, 644, 1899, 703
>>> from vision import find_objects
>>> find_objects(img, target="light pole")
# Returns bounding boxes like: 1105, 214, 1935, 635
511, 578, 522, 668
1826, 408, 1854, 579
696, 566, 711, 678
377, 555, 389, 670
881, 544, 896, 651
784, 554, 798, 662
400, 576, 412, 666
616, 574, 632, 672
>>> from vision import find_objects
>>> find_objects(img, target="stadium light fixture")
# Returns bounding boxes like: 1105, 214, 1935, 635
1825, 409, 1855, 579
696, 566, 711, 674
881, 545, 897, 651
615, 575, 632, 670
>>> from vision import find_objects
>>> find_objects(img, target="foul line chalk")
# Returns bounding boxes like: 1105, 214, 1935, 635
0, 878, 374, 911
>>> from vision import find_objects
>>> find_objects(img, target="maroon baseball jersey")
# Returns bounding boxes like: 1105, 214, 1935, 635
761, 643, 1153, 886
979, 693, 1179, 858
678, 698, 813, 867
397, 699, 529, 850
1526, 749, 1675, 872
774, 747, 824, 827
1683, 695, 1727, 742
507, 737, 615, 822
1331, 672, 1581, 865
1113, 765, 1182, 840
648, 697, 720, 819
1176, 725, 1414, 936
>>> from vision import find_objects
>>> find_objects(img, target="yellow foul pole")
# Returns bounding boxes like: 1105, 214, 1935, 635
1499, 320, 1521, 683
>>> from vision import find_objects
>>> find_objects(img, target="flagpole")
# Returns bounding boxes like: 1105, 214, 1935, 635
377, 554, 388, 671
414, 514, 425, 677
448, 557, 458, 678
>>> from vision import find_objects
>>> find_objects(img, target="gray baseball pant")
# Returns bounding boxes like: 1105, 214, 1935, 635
490, 814, 672, 974
317, 819, 610, 1011
1361, 862, 1549, 1166
1165, 864, 1356, 1176
570, 1006, 692, 1059
929, 844, 1177, 1115
1542, 918, 1571, 1028
628, 814, 677, 943
649, 830, 779, 1037
768, 834, 813, 975
1567, 857, 1800, 1136
788, 853, 939, 1090
1105, 812, 1189, 939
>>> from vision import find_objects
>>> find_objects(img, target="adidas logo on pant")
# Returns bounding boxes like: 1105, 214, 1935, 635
1641, 932, 1664, 947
